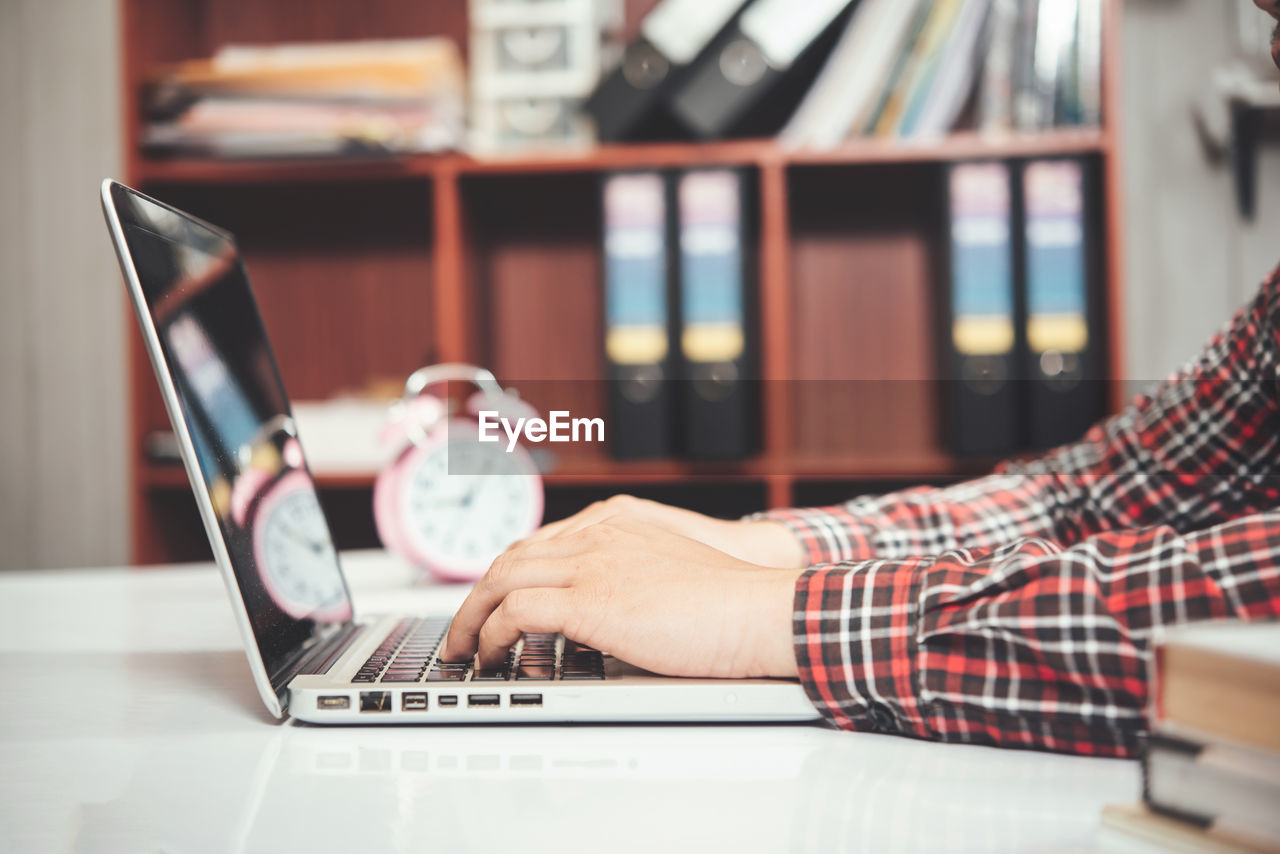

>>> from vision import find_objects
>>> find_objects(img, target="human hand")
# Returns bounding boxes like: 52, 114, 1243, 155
440, 516, 805, 679
523, 494, 805, 569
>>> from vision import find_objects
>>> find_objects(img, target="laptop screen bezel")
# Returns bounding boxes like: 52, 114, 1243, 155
100, 178, 355, 718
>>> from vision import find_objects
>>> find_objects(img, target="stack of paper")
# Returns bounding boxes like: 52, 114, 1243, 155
144, 39, 465, 158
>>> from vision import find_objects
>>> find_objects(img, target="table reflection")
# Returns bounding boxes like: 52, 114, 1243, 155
70, 722, 1134, 854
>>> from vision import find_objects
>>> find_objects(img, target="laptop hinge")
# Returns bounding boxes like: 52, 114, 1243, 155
270, 622, 364, 701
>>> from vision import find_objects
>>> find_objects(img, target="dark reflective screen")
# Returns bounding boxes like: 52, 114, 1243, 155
111, 184, 352, 681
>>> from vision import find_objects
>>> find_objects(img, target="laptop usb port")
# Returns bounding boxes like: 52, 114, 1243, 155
402, 692, 428, 711
509, 694, 542, 707
359, 691, 391, 712
467, 694, 500, 707
317, 695, 350, 710
438, 695, 458, 707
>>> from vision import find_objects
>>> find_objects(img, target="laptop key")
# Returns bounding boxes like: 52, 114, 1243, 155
516, 665, 554, 680
426, 670, 467, 681
471, 668, 510, 681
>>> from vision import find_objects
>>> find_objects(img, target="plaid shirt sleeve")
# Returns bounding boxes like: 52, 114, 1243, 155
776, 267, 1280, 756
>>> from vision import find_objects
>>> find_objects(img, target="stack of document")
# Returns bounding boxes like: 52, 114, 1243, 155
144, 39, 465, 159
1103, 620, 1280, 852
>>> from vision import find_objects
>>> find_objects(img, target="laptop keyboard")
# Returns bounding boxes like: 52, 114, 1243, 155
351, 617, 605, 684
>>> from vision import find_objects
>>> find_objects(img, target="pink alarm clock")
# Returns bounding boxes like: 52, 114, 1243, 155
374, 364, 544, 582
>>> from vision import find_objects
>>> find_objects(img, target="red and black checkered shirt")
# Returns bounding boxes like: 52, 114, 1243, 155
764, 266, 1280, 757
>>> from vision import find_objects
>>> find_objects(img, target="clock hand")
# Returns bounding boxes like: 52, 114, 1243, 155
276, 521, 328, 556
422, 495, 467, 506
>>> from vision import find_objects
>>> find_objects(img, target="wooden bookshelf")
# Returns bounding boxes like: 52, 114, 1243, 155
119, 0, 1127, 564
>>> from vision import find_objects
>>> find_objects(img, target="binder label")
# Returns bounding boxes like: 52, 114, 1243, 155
1024, 160, 1088, 355
678, 170, 745, 363
604, 172, 669, 366
949, 162, 1014, 356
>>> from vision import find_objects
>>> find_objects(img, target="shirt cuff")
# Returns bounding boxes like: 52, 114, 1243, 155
792, 560, 930, 738
748, 506, 877, 566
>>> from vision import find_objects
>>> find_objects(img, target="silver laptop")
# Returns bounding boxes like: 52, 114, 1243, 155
101, 179, 818, 724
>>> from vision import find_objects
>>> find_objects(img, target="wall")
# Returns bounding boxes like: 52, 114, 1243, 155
1121, 0, 1280, 383
0, 0, 127, 570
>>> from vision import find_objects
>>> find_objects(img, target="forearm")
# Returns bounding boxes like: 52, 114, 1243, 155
757, 469, 1089, 566
792, 509, 1280, 756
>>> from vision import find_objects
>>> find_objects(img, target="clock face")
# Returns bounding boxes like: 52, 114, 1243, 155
399, 434, 543, 580
253, 474, 349, 621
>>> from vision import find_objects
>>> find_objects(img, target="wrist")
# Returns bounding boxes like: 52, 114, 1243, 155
740, 520, 806, 569
744, 568, 804, 678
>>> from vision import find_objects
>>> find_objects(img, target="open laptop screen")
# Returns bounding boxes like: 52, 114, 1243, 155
106, 183, 352, 684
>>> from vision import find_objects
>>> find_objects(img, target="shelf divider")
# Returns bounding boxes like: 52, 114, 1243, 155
758, 155, 794, 509
431, 163, 469, 363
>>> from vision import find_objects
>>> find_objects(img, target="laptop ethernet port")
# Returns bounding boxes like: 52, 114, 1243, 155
509, 694, 542, 707
359, 691, 392, 712
317, 695, 351, 710
467, 694, 500, 707
438, 695, 458, 707
402, 692, 428, 711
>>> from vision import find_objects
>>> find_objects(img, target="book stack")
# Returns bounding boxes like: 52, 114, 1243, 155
1103, 621, 1280, 853
783, 0, 1103, 147
144, 39, 465, 159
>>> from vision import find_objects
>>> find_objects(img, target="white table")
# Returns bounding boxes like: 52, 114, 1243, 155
0, 551, 1144, 853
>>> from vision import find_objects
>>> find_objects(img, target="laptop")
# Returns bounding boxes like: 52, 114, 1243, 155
101, 179, 819, 724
